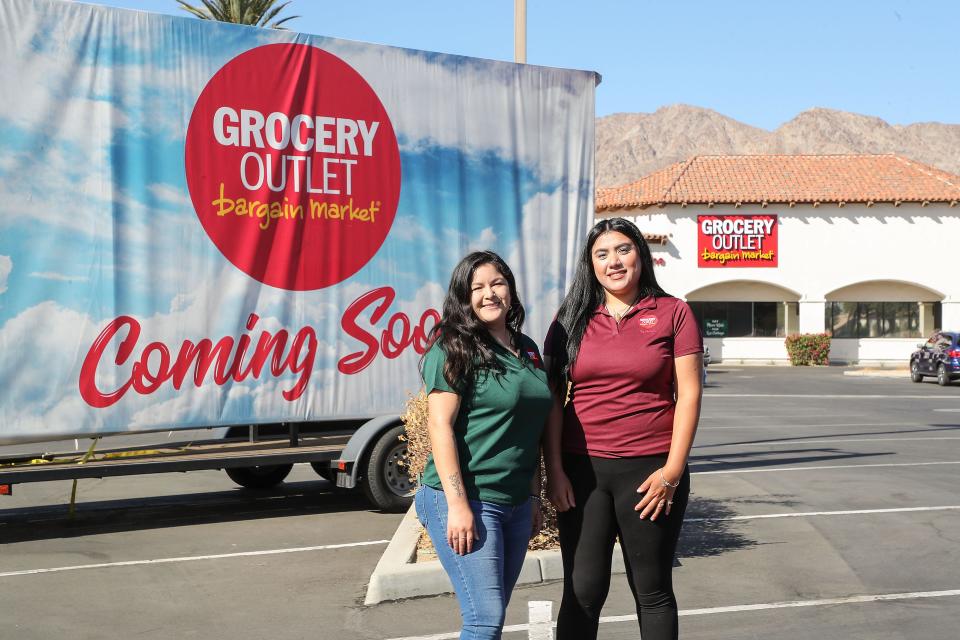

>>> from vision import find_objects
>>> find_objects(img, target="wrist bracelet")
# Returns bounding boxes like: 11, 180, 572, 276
659, 468, 680, 489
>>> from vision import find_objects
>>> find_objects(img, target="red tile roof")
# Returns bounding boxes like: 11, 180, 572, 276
596, 154, 960, 211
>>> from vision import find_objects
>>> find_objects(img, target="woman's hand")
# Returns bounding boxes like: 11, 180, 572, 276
446, 502, 476, 555
635, 468, 678, 521
547, 469, 576, 512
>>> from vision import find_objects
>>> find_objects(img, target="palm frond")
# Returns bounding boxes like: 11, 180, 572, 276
176, 0, 297, 28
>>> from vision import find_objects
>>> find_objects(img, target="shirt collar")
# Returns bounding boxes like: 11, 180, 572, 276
594, 295, 658, 318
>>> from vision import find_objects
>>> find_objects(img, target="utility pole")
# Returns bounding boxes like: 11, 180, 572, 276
514, 0, 526, 63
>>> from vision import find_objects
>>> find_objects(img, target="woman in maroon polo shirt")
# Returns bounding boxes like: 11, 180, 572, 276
544, 217, 703, 640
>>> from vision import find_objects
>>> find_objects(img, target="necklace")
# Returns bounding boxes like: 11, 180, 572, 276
491, 332, 518, 356
605, 294, 641, 322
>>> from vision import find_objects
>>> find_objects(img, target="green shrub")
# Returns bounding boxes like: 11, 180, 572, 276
784, 333, 831, 366
400, 391, 559, 550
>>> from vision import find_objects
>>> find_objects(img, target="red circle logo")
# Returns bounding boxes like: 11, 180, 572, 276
185, 44, 401, 291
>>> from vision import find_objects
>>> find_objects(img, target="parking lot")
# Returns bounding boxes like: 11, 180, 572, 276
1, 366, 958, 639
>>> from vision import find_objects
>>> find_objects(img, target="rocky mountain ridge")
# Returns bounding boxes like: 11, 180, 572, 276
596, 105, 960, 188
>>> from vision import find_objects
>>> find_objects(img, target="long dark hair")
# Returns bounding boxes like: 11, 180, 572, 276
426, 250, 526, 390
548, 217, 669, 389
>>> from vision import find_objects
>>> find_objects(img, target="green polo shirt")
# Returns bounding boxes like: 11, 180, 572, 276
420, 336, 552, 505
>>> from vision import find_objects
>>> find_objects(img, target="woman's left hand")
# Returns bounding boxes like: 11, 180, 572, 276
635, 468, 676, 521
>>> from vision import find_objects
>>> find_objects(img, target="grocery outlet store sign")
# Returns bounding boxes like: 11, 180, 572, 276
698, 214, 778, 268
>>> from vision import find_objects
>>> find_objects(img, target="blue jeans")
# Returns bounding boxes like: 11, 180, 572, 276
415, 484, 533, 640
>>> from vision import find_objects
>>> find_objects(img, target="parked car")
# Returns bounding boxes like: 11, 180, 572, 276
910, 332, 960, 386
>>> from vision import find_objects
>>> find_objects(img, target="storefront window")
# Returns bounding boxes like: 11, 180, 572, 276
884, 302, 920, 338
689, 301, 785, 337
754, 302, 780, 337
830, 302, 858, 338
826, 302, 928, 338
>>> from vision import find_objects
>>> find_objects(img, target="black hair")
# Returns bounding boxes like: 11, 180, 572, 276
426, 250, 526, 390
547, 217, 669, 390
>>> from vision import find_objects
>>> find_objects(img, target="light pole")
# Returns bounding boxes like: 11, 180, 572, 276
514, 0, 526, 63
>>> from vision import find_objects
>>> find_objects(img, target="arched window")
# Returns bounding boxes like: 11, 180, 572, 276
685, 281, 801, 338
824, 281, 943, 339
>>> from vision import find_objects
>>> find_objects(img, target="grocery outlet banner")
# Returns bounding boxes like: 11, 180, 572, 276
0, 0, 596, 442
697, 214, 778, 268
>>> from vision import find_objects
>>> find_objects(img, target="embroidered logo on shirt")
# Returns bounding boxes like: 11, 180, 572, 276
636, 316, 658, 330
527, 350, 544, 369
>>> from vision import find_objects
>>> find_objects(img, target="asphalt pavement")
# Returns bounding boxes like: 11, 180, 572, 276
0, 366, 958, 639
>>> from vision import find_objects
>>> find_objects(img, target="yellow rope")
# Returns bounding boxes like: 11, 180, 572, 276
68, 438, 101, 519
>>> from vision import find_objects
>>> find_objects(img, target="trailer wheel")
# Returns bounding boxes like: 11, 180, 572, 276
225, 464, 293, 489
362, 425, 415, 512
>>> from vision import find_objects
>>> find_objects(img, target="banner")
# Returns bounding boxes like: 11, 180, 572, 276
698, 214, 778, 268
0, 0, 596, 442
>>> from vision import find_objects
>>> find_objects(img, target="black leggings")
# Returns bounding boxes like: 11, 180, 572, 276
556, 453, 690, 640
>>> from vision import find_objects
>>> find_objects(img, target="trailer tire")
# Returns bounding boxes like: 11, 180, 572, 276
225, 464, 293, 489
362, 425, 415, 512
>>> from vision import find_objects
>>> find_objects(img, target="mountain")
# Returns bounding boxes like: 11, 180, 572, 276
596, 105, 960, 187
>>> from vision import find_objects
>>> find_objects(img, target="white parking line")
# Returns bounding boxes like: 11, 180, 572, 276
527, 601, 553, 640
692, 461, 960, 475
701, 421, 930, 430
382, 590, 960, 640
705, 394, 958, 399
701, 414, 838, 419
0, 540, 389, 579
699, 436, 960, 447
625, 589, 960, 621
685, 505, 960, 522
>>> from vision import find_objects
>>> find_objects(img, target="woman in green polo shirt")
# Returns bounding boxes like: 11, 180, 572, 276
415, 250, 553, 640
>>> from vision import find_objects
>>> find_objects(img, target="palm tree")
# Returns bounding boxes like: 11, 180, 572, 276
176, 0, 298, 29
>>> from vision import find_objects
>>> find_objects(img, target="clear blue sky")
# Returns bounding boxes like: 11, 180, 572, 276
86, 0, 958, 130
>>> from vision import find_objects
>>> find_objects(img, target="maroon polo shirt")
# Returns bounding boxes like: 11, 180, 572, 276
545, 296, 703, 458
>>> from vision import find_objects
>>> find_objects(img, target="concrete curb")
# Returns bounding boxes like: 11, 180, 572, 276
364, 504, 625, 605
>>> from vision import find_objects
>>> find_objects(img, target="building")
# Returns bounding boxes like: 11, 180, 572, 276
595, 154, 960, 364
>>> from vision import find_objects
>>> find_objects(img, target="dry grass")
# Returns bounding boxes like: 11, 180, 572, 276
400, 391, 560, 554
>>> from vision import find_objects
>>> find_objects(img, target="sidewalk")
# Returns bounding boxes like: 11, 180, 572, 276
364, 506, 624, 604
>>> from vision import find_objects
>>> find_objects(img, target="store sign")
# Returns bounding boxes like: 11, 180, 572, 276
698, 215, 778, 268
704, 319, 727, 337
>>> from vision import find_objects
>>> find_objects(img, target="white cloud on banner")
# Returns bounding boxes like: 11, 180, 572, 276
29, 272, 89, 283
509, 186, 591, 346
147, 183, 193, 209
0, 143, 112, 238
0, 255, 10, 294
469, 227, 498, 252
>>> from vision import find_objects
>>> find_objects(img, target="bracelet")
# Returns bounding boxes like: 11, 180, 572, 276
659, 468, 680, 489
529, 494, 542, 501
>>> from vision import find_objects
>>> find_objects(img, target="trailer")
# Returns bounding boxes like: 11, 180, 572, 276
0, 0, 597, 511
